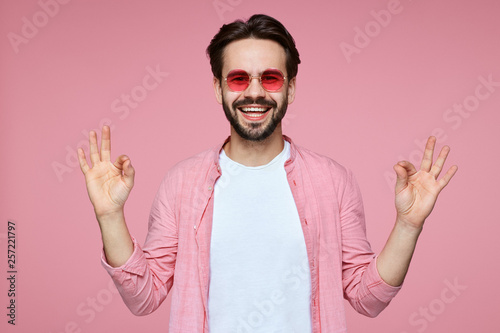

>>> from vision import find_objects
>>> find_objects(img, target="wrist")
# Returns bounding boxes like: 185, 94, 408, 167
395, 216, 424, 237
95, 209, 125, 224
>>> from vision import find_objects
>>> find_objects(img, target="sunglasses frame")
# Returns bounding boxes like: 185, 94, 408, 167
223, 68, 287, 92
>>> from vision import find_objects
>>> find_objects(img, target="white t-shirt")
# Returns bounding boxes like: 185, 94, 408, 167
208, 141, 312, 333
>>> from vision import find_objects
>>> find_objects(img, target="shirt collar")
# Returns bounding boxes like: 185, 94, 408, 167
211, 135, 297, 167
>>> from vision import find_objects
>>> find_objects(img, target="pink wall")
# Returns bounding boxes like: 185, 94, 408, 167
1, 0, 498, 332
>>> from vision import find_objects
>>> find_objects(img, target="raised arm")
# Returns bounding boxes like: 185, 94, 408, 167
78, 125, 135, 267
377, 136, 458, 286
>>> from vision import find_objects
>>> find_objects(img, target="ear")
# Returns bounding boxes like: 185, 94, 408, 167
213, 76, 223, 104
287, 77, 296, 104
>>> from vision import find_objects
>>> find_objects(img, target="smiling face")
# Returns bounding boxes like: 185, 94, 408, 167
214, 38, 296, 142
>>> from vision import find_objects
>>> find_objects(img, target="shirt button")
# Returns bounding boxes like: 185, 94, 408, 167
208, 185, 213, 191
193, 225, 197, 230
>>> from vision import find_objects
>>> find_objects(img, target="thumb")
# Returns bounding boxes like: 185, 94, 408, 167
115, 155, 135, 188
122, 157, 135, 189
393, 161, 409, 193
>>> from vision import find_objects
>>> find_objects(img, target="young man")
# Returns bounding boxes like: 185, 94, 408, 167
78, 14, 457, 333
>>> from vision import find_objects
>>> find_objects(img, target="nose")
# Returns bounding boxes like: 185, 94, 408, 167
243, 76, 266, 99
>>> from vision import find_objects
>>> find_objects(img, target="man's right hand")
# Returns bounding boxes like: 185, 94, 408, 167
78, 125, 135, 267
78, 125, 135, 219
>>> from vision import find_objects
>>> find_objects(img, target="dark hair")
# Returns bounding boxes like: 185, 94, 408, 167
206, 14, 300, 81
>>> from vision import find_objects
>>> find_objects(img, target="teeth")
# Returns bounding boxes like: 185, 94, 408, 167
245, 113, 265, 118
240, 107, 269, 112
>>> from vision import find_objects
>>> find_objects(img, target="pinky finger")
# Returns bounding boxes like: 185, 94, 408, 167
437, 165, 458, 189
78, 148, 90, 174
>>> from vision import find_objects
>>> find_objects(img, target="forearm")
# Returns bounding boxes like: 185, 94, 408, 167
376, 217, 423, 287
97, 210, 134, 267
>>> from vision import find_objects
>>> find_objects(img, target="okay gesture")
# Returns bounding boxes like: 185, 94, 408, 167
393, 136, 458, 230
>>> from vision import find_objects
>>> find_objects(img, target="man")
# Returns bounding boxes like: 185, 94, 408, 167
78, 14, 457, 333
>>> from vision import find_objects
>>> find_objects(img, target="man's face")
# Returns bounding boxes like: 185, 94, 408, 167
214, 38, 296, 142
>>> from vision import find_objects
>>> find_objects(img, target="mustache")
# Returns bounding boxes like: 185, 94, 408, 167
233, 98, 277, 109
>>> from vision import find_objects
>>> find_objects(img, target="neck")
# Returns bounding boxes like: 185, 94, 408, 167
224, 125, 284, 167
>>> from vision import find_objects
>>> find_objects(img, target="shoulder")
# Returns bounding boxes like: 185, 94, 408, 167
153, 143, 220, 202
160, 143, 219, 187
292, 141, 362, 204
292, 142, 351, 180
169, 146, 217, 175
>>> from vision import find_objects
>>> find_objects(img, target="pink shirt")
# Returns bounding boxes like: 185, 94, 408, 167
101, 136, 401, 333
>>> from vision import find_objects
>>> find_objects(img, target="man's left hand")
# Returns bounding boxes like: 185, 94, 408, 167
393, 136, 458, 230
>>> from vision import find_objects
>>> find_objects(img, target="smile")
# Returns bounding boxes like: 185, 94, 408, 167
237, 106, 271, 120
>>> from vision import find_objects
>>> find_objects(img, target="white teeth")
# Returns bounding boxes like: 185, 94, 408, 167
240, 107, 269, 112
245, 113, 264, 118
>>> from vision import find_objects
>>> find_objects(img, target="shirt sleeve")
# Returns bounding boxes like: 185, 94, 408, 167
340, 169, 401, 317
100, 175, 178, 316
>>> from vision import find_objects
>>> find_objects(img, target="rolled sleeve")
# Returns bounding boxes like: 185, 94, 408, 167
365, 256, 402, 300
352, 256, 402, 316
101, 237, 147, 282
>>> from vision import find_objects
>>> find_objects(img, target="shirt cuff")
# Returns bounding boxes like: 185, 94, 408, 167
100, 237, 147, 281
363, 255, 402, 302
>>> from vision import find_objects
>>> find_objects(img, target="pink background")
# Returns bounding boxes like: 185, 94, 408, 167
1, 0, 499, 332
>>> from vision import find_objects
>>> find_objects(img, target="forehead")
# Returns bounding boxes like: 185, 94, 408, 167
222, 38, 287, 74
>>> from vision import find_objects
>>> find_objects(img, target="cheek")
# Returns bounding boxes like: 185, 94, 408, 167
226, 92, 246, 106
221, 93, 236, 110
273, 92, 288, 106
222, 93, 232, 105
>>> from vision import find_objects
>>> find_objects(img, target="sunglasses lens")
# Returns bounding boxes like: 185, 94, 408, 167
226, 70, 249, 91
225, 69, 285, 92
261, 70, 285, 91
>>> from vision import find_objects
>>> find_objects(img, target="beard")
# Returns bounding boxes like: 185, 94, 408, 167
222, 93, 288, 142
